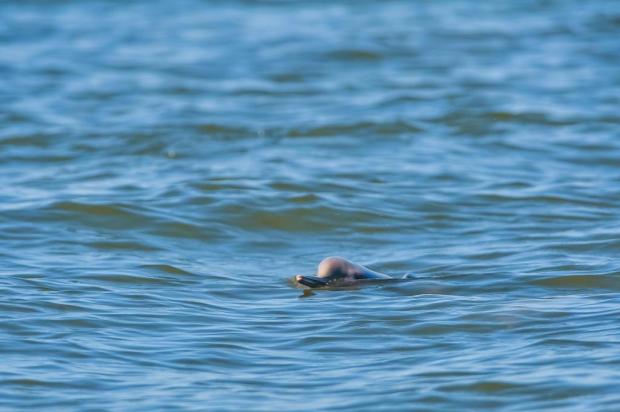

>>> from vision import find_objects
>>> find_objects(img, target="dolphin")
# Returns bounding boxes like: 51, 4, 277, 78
295, 257, 391, 288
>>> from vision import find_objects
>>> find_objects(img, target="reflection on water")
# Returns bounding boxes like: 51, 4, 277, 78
1, 0, 620, 410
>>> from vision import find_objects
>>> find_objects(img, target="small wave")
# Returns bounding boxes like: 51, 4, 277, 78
194, 123, 251, 137
0, 134, 52, 148
483, 111, 580, 126
223, 205, 392, 233
325, 48, 384, 61
286, 120, 422, 137
82, 273, 182, 286
53, 201, 138, 218
139, 264, 192, 275
1, 378, 66, 388
48, 201, 156, 229
439, 380, 525, 394
530, 274, 620, 290
89, 241, 161, 251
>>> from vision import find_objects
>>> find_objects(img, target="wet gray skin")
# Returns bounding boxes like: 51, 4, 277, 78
295, 257, 391, 288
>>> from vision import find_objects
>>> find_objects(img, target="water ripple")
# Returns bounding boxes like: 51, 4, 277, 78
2, 0, 620, 411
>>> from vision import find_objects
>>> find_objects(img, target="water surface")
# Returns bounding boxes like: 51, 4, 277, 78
1, 0, 620, 410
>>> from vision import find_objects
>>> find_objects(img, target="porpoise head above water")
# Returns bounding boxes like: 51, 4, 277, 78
295, 256, 391, 288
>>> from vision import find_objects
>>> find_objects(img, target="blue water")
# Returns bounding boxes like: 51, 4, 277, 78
2, 0, 620, 410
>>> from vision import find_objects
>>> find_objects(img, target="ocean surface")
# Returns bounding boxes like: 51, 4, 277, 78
1, 0, 620, 410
